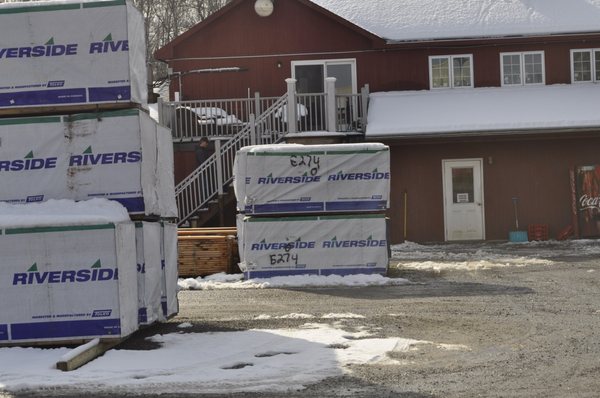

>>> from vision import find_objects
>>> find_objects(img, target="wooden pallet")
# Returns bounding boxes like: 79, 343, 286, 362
0, 102, 144, 118
178, 227, 237, 236
56, 338, 122, 371
177, 227, 239, 277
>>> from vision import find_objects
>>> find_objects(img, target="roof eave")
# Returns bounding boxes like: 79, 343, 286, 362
384, 30, 600, 45
367, 126, 600, 141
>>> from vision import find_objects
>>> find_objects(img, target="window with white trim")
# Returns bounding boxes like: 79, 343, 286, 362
429, 55, 473, 89
571, 49, 600, 83
501, 51, 545, 86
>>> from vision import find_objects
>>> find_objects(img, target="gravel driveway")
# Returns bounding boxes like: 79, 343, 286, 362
7, 241, 600, 398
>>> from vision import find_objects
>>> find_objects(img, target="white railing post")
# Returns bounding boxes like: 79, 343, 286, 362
249, 113, 257, 146
213, 138, 224, 196
325, 77, 337, 132
361, 84, 370, 131
254, 92, 261, 117
286, 78, 297, 134
157, 97, 164, 125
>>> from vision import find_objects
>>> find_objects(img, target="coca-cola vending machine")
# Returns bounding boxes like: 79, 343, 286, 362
572, 165, 600, 238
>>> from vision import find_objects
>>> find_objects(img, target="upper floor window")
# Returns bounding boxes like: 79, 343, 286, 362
429, 55, 473, 89
501, 51, 545, 86
571, 49, 600, 83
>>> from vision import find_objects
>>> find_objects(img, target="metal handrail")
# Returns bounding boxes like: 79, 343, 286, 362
160, 96, 282, 142
175, 94, 288, 225
171, 83, 370, 225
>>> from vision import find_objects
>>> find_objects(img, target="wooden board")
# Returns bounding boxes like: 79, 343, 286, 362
56, 338, 122, 371
177, 227, 239, 277
0, 102, 144, 118
178, 227, 237, 235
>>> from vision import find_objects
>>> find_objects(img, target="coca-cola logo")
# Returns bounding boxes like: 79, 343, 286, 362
579, 194, 600, 211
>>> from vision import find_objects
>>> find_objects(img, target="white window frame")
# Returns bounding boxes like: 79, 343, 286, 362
428, 54, 474, 89
500, 51, 545, 87
570, 49, 600, 83
291, 58, 358, 94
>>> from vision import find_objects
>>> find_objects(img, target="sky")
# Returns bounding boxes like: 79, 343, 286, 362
1, 238, 598, 395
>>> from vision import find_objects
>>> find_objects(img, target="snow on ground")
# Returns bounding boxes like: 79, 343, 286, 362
2, 239, 598, 395
0, 323, 449, 395
178, 273, 410, 290
177, 239, 600, 289
391, 239, 600, 271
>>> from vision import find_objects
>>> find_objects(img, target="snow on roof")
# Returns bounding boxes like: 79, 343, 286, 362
310, 0, 600, 41
0, 0, 122, 9
0, 199, 130, 229
238, 142, 388, 153
365, 84, 600, 138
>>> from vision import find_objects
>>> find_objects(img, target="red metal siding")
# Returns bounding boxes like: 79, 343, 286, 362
386, 134, 600, 243
159, 0, 600, 99
164, 0, 376, 99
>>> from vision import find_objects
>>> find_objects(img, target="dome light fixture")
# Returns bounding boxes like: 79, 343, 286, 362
254, 0, 274, 17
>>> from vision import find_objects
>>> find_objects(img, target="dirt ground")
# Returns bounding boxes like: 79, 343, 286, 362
6, 241, 600, 398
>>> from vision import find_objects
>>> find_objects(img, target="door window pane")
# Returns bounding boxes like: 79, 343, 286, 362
326, 64, 353, 95
295, 64, 324, 93
452, 168, 474, 203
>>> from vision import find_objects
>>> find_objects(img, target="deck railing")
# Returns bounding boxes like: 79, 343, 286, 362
158, 81, 369, 142
159, 78, 370, 225
174, 94, 289, 224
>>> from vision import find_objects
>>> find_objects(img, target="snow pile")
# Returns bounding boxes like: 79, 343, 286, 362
366, 85, 600, 138
178, 273, 410, 290
0, 323, 446, 395
391, 239, 600, 271
254, 313, 366, 320
311, 0, 600, 41
0, 199, 130, 228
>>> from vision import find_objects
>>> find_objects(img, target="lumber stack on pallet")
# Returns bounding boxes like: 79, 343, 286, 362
177, 228, 239, 277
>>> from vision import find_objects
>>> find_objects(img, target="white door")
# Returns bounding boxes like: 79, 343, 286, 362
442, 159, 485, 241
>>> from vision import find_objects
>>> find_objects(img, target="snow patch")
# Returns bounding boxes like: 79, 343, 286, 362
0, 324, 431, 395
178, 273, 410, 290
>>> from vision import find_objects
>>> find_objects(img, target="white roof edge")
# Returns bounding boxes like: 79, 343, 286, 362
367, 126, 600, 140
384, 30, 600, 44
365, 85, 600, 138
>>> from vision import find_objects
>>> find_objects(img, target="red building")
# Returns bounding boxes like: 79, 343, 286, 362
156, 0, 600, 243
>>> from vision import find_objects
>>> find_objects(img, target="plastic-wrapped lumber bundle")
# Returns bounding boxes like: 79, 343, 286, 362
233, 143, 390, 215
0, 109, 176, 218
0, 0, 147, 113
135, 222, 163, 326
237, 213, 389, 279
160, 222, 179, 320
0, 199, 138, 346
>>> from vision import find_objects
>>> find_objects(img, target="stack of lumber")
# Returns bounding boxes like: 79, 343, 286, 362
177, 227, 239, 277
